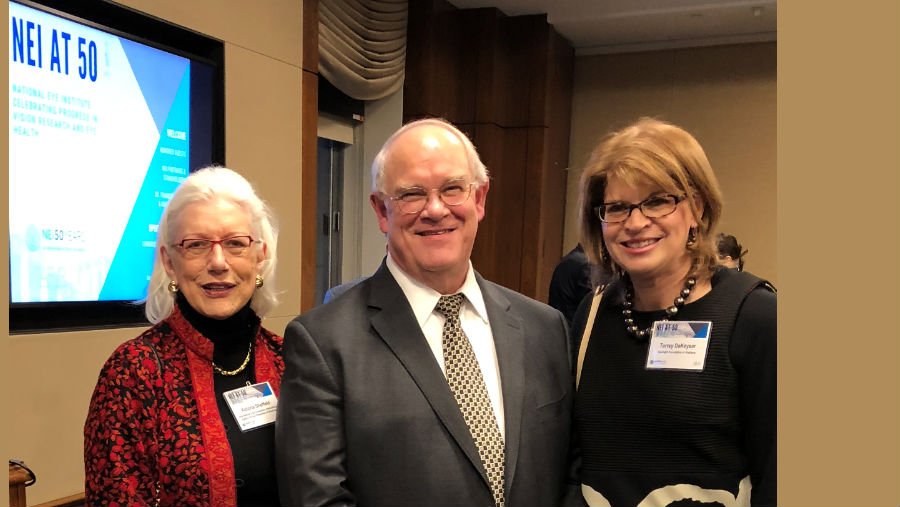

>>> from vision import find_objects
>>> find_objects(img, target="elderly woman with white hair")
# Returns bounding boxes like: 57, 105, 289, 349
85, 166, 283, 507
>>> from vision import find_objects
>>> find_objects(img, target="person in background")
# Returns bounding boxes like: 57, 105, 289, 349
572, 118, 776, 506
276, 118, 580, 507
322, 275, 369, 304
717, 233, 748, 271
548, 243, 593, 327
84, 166, 284, 507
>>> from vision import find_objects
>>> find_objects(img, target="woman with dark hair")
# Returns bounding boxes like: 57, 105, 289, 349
717, 233, 749, 271
85, 166, 283, 506
573, 118, 776, 506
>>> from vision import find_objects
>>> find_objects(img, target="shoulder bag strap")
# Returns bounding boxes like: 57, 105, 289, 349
576, 285, 604, 389
142, 335, 163, 507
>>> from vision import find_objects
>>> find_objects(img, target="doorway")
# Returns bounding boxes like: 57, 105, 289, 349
315, 137, 346, 305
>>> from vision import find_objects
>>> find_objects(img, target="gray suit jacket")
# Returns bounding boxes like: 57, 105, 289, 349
276, 260, 580, 507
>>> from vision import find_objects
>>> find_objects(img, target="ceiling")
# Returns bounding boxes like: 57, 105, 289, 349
445, 0, 777, 56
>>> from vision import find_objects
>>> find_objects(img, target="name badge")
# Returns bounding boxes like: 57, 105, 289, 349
646, 321, 712, 371
223, 381, 278, 432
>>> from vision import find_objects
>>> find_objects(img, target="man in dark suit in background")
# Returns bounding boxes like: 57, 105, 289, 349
276, 118, 579, 507
548, 243, 592, 326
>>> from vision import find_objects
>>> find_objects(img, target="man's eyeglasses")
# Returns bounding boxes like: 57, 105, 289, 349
388, 181, 476, 215
173, 235, 256, 258
594, 194, 686, 223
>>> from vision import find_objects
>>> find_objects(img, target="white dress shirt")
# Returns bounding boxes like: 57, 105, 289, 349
386, 254, 505, 438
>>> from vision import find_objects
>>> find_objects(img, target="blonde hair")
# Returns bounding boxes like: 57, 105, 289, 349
578, 117, 723, 284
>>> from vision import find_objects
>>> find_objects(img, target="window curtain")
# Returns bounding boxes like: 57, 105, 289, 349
319, 0, 408, 101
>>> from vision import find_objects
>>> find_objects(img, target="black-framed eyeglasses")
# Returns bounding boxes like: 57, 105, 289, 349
387, 181, 476, 215
173, 235, 256, 258
594, 194, 686, 223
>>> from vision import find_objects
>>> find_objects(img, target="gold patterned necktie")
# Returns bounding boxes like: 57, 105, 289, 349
435, 293, 505, 507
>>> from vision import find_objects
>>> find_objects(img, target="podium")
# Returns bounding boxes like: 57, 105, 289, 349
9, 462, 30, 507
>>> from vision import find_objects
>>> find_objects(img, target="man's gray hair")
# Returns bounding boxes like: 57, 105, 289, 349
370, 118, 489, 193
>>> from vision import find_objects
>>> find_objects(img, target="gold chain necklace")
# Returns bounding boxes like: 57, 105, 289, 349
212, 341, 252, 376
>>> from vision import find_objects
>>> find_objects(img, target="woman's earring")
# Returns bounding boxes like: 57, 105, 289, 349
168, 280, 179, 293
255, 274, 264, 288
686, 227, 698, 247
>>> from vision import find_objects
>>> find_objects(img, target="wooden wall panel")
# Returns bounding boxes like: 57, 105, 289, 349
454, 9, 487, 124
548, 30, 575, 130
301, 70, 318, 312
405, 3, 573, 299
536, 29, 574, 301
541, 176, 567, 299
526, 125, 568, 302
526, 19, 551, 126
504, 15, 542, 128
469, 124, 527, 290
469, 9, 506, 124
518, 126, 545, 298
301, 0, 318, 312
466, 122, 503, 280
303, 0, 318, 72
405, 0, 466, 121
402, 0, 429, 118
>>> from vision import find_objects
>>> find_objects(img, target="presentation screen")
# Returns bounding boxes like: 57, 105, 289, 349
9, 0, 224, 332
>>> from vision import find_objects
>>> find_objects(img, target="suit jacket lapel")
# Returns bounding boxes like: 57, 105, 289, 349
367, 262, 490, 485
477, 273, 525, 496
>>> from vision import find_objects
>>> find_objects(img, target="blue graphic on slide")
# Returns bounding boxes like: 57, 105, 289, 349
98, 67, 190, 300
8, 1, 209, 305
119, 38, 189, 134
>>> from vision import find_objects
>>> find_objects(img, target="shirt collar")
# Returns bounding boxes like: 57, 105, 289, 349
386, 254, 489, 326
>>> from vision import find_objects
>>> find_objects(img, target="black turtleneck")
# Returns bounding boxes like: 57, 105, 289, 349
176, 295, 279, 507
177, 293, 259, 370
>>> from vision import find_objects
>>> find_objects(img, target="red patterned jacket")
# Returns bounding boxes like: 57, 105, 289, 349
84, 305, 284, 507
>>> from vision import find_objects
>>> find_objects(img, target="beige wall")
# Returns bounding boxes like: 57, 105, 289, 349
566, 42, 777, 285
7, 1, 304, 504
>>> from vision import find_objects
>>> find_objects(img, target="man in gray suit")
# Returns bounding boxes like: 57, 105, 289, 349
276, 118, 579, 507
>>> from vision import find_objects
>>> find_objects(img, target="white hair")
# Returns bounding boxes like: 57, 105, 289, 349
144, 166, 279, 323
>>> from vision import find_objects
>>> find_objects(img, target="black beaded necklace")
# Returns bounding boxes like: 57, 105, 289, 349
623, 276, 696, 340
